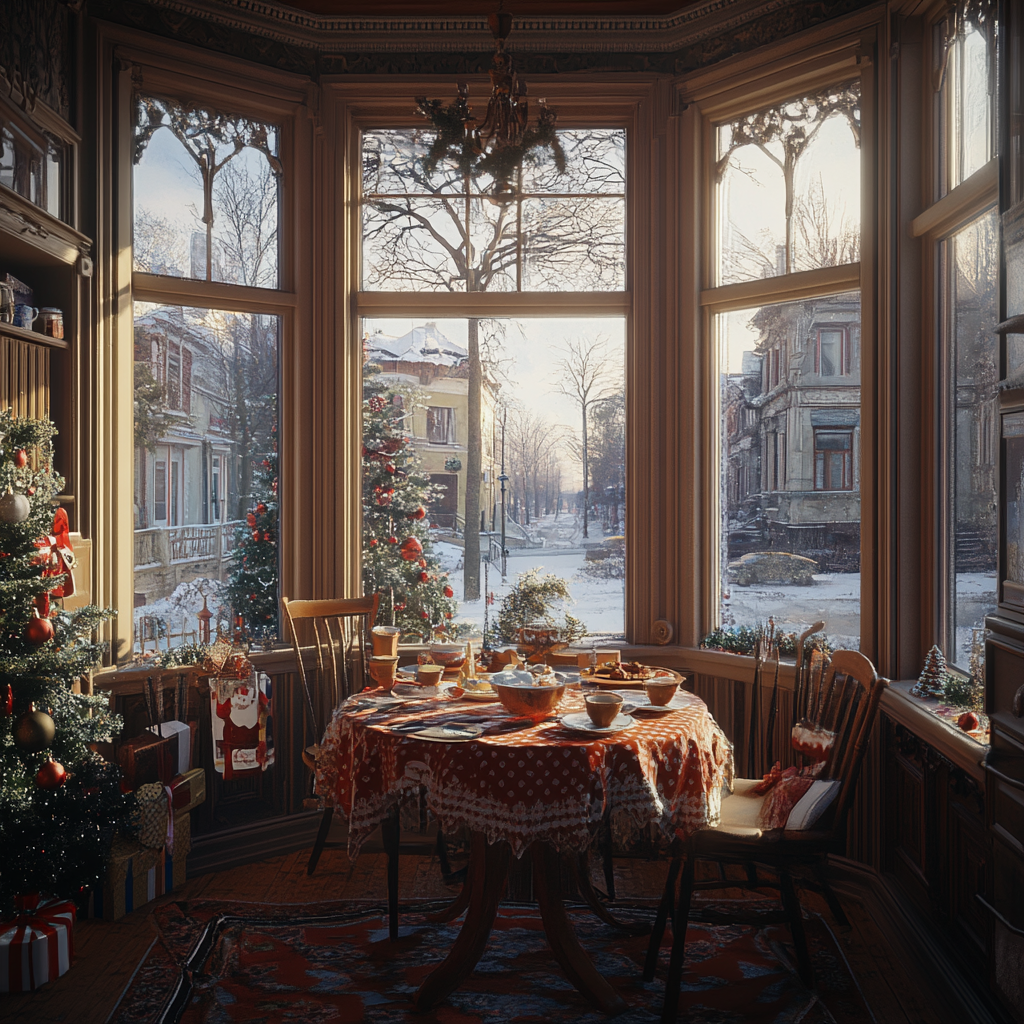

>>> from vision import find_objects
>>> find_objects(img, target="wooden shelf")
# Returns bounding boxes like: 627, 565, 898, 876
0, 185, 90, 268
0, 320, 69, 351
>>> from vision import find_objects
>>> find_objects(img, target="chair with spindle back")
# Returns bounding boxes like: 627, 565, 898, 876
280, 593, 380, 876
645, 648, 887, 1023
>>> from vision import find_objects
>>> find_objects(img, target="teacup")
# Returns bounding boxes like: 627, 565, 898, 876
416, 663, 445, 686
585, 692, 623, 728
644, 678, 679, 706
371, 626, 401, 657
368, 655, 399, 691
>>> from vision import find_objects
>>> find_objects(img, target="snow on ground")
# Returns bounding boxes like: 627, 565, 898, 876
434, 511, 626, 639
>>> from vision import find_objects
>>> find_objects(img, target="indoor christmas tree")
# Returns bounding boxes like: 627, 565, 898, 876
226, 423, 279, 642
362, 364, 458, 638
912, 644, 947, 698
0, 412, 132, 915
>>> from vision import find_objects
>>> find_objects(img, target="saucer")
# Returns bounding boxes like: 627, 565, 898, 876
559, 711, 635, 735
392, 683, 442, 699
625, 693, 694, 715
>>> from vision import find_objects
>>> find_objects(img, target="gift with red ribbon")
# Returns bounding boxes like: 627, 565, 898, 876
0, 893, 76, 993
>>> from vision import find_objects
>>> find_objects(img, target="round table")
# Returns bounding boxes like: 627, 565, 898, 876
316, 687, 732, 1013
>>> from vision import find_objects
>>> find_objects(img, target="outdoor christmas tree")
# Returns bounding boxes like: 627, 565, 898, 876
226, 423, 279, 641
362, 364, 458, 638
912, 644, 947, 698
0, 412, 132, 915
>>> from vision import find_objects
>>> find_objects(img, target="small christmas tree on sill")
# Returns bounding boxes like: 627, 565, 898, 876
226, 423, 279, 643
362, 366, 458, 639
0, 412, 131, 915
912, 644, 947, 699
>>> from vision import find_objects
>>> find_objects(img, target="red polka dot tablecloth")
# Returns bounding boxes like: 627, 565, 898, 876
316, 689, 733, 858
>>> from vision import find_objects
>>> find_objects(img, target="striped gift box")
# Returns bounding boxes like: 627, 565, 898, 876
0, 893, 76, 993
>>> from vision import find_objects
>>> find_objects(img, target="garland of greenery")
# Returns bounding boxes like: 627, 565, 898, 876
700, 624, 831, 660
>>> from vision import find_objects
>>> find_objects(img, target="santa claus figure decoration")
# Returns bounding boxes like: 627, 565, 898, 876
210, 672, 275, 779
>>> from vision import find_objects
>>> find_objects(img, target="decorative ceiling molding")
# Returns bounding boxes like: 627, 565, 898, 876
116, 0, 824, 53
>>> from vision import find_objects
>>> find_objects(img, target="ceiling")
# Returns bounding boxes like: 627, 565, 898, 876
270, 1, 701, 15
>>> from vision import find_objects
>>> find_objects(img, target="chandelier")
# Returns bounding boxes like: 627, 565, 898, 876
416, 11, 565, 204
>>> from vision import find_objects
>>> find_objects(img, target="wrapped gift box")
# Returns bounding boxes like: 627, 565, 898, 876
147, 720, 191, 775
0, 894, 75, 993
169, 767, 205, 814
118, 730, 178, 788
88, 811, 193, 920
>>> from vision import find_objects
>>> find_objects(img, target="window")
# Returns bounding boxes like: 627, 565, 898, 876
923, 1, 999, 668
814, 430, 854, 490
816, 328, 849, 376
713, 74, 863, 648
132, 93, 283, 646
426, 407, 456, 445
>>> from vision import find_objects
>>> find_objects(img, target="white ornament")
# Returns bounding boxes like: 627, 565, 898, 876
0, 491, 30, 524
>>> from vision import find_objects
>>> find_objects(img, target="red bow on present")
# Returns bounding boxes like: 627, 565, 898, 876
34, 509, 76, 600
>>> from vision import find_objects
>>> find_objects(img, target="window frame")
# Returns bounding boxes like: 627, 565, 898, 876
815, 327, 850, 377
684, 30, 876, 655
913, 4, 1000, 671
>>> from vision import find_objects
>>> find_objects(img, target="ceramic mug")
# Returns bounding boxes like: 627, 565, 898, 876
371, 625, 401, 657
38, 307, 64, 340
584, 692, 623, 728
0, 283, 13, 323
13, 305, 39, 330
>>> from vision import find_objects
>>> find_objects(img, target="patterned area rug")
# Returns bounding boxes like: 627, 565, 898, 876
113, 898, 873, 1023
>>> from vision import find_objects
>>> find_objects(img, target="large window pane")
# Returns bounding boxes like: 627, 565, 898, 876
361, 316, 626, 641
944, 209, 998, 667
133, 303, 280, 648
361, 128, 626, 293
133, 97, 281, 288
719, 293, 861, 648
716, 83, 861, 285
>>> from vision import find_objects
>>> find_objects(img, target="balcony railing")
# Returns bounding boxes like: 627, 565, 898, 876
134, 520, 244, 569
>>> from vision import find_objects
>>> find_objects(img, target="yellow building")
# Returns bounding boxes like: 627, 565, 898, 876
366, 324, 499, 536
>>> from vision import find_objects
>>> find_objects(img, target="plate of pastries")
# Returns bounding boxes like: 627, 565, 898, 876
584, 661, 685, 690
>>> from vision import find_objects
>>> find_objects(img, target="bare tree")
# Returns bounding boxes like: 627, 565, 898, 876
213, 159, 279, 289
554, 337, 620, 539
133, 209, 189, 276
361, 127, 624, 597
504, 403, 568, 525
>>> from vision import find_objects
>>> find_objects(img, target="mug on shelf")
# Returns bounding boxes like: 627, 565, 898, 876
13, 305, 39, 330
0, 283, 13, 323
38, 308, 63, 339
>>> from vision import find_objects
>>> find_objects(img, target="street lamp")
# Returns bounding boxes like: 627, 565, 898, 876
498, 473, 509, 579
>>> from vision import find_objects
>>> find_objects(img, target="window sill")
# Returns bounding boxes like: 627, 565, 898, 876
881, 681, 987, 782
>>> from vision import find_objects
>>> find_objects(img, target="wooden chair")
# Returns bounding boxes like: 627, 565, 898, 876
645, 649, 887, 1023
280, 593, 380, 876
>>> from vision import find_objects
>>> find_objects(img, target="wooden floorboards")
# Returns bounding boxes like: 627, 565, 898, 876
1, 842, 960, 1023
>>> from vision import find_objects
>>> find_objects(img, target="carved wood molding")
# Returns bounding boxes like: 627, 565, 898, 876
89, 0, 876, 74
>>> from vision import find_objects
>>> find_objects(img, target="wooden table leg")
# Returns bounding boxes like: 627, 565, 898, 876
425, 841, 474, 924
380, 805, 400, 941
572, 853, 651, 935
532, 842, 629, 1016
414, 833, 510, 1011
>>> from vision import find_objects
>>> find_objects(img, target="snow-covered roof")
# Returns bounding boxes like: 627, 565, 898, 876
366, 323, 467, 366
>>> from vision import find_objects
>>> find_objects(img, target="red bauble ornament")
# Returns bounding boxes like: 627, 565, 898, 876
443, 586, 454, 598
417, 558, 427, 568
36, 758, 67, 790
421, 611, 429, 619
368, 395, 386, 412
395, 603, 406, 611
25, 611, 54, 647
408, 506, 426, 520
370, 538, 378, 547
445, 612, 453, 618
388, 536, 398, 544
400, 536, 423, 561
256, 504, 267, 514
14, 448, 28, 468
958, 711, 980, 732
26, 486, 35, 496
252, 530, 261, 541
419, 571, 429, 582
386, 463, 396, 474
262, 532, 271, 541
247, 513, 257, 527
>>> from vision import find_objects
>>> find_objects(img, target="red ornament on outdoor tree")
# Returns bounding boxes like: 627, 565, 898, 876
36, 757, 67, 790
370, 538, 378, 547
400, 536, 423, 561
252, 530, 260, 542
444, 585, 454, 598
25, 610, 54, 647
247, 513, 256, 527
257, 504, 267, 514
417, 557, 427, 568
419, 571, 429, 582
14, 448, 28, 467
388, 536, 398, 544
408, 506, 426, 520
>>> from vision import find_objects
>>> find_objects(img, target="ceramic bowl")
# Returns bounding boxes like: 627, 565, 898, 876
492, 675, 566, 718
428, 643, 466, 668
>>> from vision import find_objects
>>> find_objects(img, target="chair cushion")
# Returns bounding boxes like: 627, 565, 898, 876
785, 779, 840, 830
716, 778, 766, 837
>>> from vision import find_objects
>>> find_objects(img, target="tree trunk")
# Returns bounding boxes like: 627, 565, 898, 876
464, 318, 482, 600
